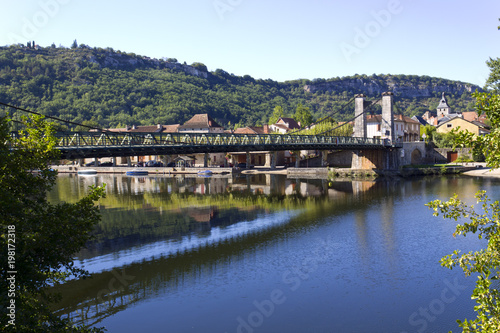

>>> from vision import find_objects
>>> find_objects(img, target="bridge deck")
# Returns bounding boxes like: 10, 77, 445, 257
13, 131, 397, 159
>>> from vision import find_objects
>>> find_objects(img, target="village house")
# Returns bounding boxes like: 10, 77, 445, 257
84, 123, 180, 166
462, 111, 488, 124
366, 114, 421, 142
269, 117, 301, 134
436, 117, 490, 136
178, 114, 224, 134
177, 114, 226, 167
83, 114, 227, 167
418, 93, 490, 140
229, 125, 271, 166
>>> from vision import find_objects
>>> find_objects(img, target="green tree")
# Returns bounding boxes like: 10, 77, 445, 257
294, 103, 313, 128
421, 124, 436, 143
0, 115, 105, 332
71, 39, 78, 49
268, 105, 284, 125
190, 62, 207, 72
74, 119, 100, 132
427, 46, 500, 331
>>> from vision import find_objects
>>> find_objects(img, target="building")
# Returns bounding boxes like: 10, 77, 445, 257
421, 111, 438, 126
421, 92, 463, 126
462, 111, 488, 124
232, 125, 270, 135
436, 117, 490, 136
83, 114, 227, 167
85, 123, 180, 165
367, 114, 421, 142
178, 114, 224, 134
436, 92, 452, 118
177, 114, 225, 166
269, 117, 301, 134
229, 125, 280, 166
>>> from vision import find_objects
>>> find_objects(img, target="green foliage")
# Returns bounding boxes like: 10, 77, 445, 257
422, 124, 436, 143
472, 144, 486, 162
0, 115, 106, 332
433, 131, 457, 148
451, 126, 476, 149
485, 57, 500, 91
298, 120, 353, 136
428, 48, 500, 332
269, 105, 285, 125
427, 192, 500, 332
0, 45, 480, 130
190, 62, 207, 72
294, 103, 313, 128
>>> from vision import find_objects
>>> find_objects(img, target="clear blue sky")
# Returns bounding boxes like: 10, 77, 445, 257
1, 0, 499, 86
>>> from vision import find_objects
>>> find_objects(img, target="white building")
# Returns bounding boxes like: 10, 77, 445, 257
178, 114, 225, 166
367, 114, 421, 142
178, 114, 224, 134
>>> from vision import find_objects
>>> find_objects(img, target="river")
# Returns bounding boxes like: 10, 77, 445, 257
48, 173, 498, 333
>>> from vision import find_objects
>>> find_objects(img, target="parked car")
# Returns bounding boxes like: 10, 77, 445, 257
84, 161, 99, 167
135, 162, 145, 167
146, 160, 163, 167
166, 162, 176, 167
99, 162, 113, 167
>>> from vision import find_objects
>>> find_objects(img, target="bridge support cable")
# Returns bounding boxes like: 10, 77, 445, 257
314, 97, 382, 137
287, 97, 356, 135
0, 101, 108, 132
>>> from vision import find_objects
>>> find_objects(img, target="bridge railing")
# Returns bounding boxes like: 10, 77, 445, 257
51, 131, 385, 148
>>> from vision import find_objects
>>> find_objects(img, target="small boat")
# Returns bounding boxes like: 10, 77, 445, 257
126, 169, 149, 176
197, 170, 213, 176
78, 169, 97, 175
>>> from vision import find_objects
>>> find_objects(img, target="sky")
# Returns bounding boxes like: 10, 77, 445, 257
0, 0, 499, 87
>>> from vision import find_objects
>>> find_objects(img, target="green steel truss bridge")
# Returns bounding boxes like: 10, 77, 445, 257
3, 92, 403, 160
48, 131, 392, 159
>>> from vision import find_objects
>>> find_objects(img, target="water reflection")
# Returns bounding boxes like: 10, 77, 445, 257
48, 174, 497, 332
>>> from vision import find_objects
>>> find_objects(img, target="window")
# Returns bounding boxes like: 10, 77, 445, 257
447, 124, 453, 128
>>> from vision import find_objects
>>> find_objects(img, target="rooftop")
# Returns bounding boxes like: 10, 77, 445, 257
179, 114, 223, 129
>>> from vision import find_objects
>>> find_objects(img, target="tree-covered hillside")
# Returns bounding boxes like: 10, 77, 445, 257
0, 44, 482, 130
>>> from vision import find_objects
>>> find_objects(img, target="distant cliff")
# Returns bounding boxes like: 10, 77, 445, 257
303, 75, 481, 98
79, 46, 209, 79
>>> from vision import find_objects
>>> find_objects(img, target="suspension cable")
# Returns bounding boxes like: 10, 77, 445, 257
0, 101, 107, 132
313, 97, 382, 136
288, 97, 355, 135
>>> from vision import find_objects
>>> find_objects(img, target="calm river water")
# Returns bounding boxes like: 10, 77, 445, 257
48, 173, 499, 333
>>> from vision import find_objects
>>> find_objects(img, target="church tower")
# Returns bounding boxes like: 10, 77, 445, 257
437, 92, 451, 118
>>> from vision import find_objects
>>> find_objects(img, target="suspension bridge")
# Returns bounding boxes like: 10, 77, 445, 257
4, 92, 405, 170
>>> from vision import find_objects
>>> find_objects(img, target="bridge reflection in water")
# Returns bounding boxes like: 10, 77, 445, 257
48, 174, 382, 328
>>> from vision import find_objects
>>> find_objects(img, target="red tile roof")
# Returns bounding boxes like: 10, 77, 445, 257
277, 117, 300, 129
180, 114, 223, 129
233, 126, 269, 134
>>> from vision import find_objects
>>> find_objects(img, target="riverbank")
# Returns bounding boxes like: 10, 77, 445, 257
53, 165, 234, 175
463, 166, 500, 178
52, 163, 498, 179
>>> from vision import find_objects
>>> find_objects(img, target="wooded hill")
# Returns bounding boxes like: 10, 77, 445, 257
0, 44, 482, 130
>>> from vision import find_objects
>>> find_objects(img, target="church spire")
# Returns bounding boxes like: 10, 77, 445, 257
437, 92, 451, 118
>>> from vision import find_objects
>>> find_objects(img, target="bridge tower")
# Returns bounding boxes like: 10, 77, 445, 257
354, 94, 368, 138
351, 91, 400, 171
381, 91, 395, 144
